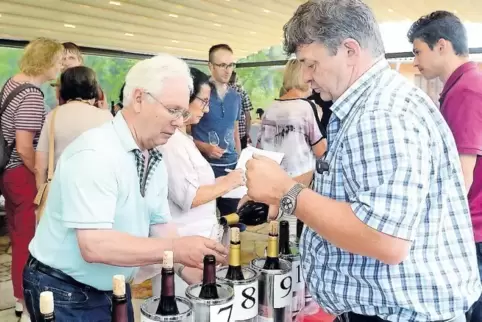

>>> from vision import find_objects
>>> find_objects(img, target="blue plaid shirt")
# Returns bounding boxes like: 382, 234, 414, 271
300, 59, 481, 321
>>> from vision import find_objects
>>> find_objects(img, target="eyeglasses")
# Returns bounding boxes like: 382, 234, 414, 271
211, 62, 236, 70
195, 96, 210, 111
145, 92, 191, 122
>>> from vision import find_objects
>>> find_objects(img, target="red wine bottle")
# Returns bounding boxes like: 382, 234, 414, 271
111, 275, 128, 322
40, 291, 55, 321
225, 227, 245, 280
220, 201, 269, 226
156, 251, 179, 315
279, 220, 292, 256
263, 221, 280, 269
199, 255, 219, 299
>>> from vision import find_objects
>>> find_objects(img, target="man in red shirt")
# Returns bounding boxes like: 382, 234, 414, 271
408, 11, 482, 320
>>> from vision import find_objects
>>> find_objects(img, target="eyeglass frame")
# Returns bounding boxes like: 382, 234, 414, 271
144, 92, 191, 122
210, 62, 236, 70
194, 96, 210, 111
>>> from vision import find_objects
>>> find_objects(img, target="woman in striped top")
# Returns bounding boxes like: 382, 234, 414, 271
0, 37, 63, 322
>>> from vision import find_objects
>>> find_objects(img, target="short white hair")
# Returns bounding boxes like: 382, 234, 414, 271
123, 53, 193, 105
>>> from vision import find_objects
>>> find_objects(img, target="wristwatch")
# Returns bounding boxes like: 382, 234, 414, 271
279, 183, 306, 216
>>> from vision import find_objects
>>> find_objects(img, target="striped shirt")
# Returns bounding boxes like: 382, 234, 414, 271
0, 79, 46, 169
230, 83, 253, 138
300, 59, 481, 321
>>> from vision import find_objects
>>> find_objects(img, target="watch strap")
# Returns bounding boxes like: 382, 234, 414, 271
280, 183, 305, 215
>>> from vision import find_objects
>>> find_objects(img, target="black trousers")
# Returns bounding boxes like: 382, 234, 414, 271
240, 135, 248, 149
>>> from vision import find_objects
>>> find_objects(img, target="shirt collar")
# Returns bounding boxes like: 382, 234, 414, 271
112, 112, 164, 159
113, 112, 138, 152
440, 61, 477, 98
330, 58, 389, 122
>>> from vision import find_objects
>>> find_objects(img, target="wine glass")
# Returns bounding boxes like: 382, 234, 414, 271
208, 131, 220, 146
224, 129, 234, 150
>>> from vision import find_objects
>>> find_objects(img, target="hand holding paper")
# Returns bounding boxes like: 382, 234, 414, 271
222, 146, 284, 199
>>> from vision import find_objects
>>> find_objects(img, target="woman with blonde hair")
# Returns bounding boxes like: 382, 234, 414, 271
0, 37, 63, 321
257, 59, 326, 241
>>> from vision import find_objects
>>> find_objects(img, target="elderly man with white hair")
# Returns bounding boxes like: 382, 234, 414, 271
22, 54, 228, 321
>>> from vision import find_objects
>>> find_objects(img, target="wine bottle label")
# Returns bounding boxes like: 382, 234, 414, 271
209, 299, 235, 322
232, 280, 258, 320
292, 259, 303, 291
273, 272, 292, 308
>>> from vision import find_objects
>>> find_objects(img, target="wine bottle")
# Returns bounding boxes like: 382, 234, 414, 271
296, 219, 304, 244
111, 275, 128, 322
40, 291, 55, 322
156, 250, 179, 315
263, 221, 281, 269
279, 220, 292, 256
220, 201, 269, 226
225, 227, 245, 280
199, 255, 219, 299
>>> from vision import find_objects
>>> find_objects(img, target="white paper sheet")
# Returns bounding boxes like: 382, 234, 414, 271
222, 146, 284, 199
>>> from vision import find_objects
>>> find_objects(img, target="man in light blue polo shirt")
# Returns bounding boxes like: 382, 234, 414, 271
192, 44, 242, 216
23, 54, 228, 321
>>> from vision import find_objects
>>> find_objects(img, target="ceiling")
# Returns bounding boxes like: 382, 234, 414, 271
0, 0, 480, 61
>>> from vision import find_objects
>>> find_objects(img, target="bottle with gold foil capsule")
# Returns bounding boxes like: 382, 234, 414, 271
111, 275, 128, 322
256, 221, 291, 322
263, 221, 281, 270
218, 227, 260, 321
220, 201, 270, 227
40, 291, 55, 321
226, 227, 245, 280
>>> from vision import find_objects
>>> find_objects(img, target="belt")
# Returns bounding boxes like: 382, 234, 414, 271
26, 255, 89, 289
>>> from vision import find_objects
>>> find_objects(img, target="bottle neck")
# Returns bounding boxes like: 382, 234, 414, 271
203, 262, 217, 285
266, 235, 279, 258
161, 268, 176, 297
221, 213, 239, 226
279, 225, 291, 255
228, 242, 241, 267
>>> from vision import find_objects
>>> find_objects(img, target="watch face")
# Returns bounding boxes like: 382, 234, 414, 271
281, 196, 295, 214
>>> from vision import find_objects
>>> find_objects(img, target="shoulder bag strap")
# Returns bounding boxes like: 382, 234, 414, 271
0, 82, 44, 148
301, 98, 326, 138
47, 107, 59, 182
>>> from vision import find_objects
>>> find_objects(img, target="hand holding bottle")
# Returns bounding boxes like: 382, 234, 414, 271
172, 236, 228, 270
237, 195, 280, 220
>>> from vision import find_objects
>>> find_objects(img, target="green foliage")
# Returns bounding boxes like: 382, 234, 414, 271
236, 45, 287, 115
0, 45, 285, 115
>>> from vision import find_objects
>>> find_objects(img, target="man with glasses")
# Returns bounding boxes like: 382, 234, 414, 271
23, 54, 228, 321
192, 44, 242, 216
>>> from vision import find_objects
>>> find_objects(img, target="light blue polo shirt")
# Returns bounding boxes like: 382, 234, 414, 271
29, 113, 171, 291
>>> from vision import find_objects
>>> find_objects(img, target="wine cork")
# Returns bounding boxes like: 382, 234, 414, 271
269, 220, 279, 236
230, 227, 240, 243
112, 274, 126, 297
39, 291, 54, 315
163, 250, 174, 269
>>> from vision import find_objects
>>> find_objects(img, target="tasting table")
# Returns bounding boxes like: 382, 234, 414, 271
131, 224, 270, 299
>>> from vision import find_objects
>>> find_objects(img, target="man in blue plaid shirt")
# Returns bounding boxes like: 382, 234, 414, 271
244, 1, 481, 321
